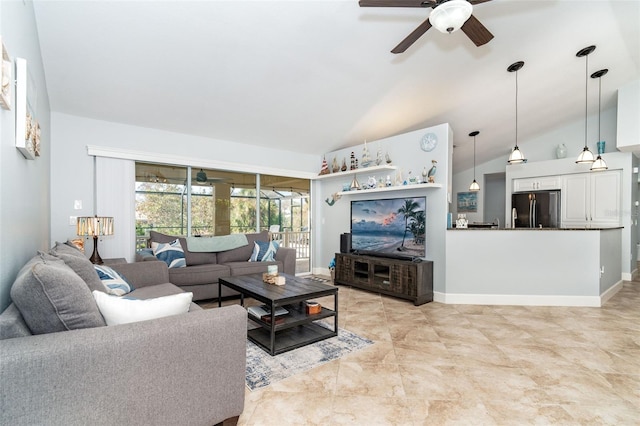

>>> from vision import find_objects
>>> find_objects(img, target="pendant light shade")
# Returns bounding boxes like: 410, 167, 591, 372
590, 68, 609, 171
576, 45, 596, 164
430, 0, 473, 34
469, 131, 480, 191
507, 61, 526, 164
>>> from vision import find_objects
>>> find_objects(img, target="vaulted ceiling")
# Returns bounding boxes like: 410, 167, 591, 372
33, 1, 640, 172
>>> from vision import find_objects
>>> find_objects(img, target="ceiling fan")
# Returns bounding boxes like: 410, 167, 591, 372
359, 0, 494, 53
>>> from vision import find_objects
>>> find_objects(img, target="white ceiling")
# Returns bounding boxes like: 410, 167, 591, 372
33, 0, 640, 172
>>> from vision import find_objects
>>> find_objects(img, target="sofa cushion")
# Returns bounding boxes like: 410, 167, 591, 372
50, 240, 86, 258
217, 231, 269, 264
10, 254, 106, 334
94, 264, 134, 296
152, 239, 187, 269
168, 263, 231, 286
0, 303, 32, 340
93, 291, 193, 326
227, 260, 283, 276
249, 240, 279, 262
47, 245, 109, 294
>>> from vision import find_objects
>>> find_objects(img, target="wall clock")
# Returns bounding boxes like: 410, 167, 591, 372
420, 132, 438, 152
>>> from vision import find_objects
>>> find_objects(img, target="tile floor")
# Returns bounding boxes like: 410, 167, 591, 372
212, 277, 640, 425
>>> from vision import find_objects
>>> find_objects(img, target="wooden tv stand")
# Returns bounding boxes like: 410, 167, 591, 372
334, 253, 433, 306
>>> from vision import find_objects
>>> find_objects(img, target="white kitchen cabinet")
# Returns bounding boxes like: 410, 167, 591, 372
561, 170, 621, 227
513, 176, 562, 192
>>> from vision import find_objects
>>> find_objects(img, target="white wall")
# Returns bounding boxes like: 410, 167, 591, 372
50, 113, 320, 257
314, 124, 452, 294
452, 106, 618, 222
0, 1, 51, 311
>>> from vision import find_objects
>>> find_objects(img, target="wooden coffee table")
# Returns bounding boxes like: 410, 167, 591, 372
218, 274, 338, 355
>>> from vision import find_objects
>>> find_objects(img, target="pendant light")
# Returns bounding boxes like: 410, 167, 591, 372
469, 131, 480, 191
507, 61, 526, 164
590, 68, 609, 171
575, 45, 596, 164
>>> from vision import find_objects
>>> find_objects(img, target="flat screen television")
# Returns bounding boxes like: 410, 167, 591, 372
350, 196, 426, 259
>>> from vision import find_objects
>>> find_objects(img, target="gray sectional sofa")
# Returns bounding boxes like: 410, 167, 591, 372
139, 230, 296, 301
0, 243, 247, 426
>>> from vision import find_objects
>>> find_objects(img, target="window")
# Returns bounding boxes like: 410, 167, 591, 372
135, 163, 311, 272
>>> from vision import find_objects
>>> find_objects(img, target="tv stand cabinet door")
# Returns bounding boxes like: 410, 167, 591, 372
335, 254, 354, 283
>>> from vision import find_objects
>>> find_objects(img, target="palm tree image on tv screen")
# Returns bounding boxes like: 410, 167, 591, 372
350, 197, 426, 259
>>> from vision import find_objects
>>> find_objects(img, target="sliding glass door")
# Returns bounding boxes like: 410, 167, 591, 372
135, 163, 310, 273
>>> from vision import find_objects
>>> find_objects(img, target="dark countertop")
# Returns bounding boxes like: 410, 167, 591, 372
448, 227, 624, 231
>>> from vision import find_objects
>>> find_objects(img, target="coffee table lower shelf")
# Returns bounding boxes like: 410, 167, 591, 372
248, 322, 337, 355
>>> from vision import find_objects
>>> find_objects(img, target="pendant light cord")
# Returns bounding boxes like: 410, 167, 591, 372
473, 135, 477, 179
598, 75, 601, 142
515, 69, 518, 148
584, 53, 588, 148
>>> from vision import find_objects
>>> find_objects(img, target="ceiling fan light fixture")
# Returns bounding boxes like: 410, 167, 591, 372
430, 0, 473, 34
196, 169, 207, 183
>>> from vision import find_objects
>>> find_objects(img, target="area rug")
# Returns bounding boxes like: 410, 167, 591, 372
245, 325, 373, 391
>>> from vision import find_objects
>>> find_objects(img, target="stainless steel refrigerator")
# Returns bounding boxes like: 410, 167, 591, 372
511, 190, 561, 228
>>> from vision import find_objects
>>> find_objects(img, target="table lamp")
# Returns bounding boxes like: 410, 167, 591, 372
77, 216, 114, 264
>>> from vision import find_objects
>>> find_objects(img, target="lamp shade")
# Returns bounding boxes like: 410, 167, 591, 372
590, 155, 608, 171
469, 179, 480, 191
77, 216, 114, 237
576, 146, 596, 164
430, 0, 473, 34
508, 146, 526, 164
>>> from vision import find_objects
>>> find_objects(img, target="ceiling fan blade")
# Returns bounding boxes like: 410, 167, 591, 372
460, 14, 494, 46
359, 0, 435, 7
468, 0, 493, 5
391, 18, 432, 54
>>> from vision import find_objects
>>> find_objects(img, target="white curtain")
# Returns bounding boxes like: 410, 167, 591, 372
95, 157, 136, 262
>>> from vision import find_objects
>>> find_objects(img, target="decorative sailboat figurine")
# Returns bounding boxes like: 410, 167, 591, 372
331, 157, 340, 173
375, 145, 383, 166
361, 141, 372, 167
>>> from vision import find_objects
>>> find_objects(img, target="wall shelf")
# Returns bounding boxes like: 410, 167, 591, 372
314, 164, 396, 180
337, 182, 442, 196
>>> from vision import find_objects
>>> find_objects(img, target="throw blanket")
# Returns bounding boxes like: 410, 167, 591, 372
185, 234, 249, 252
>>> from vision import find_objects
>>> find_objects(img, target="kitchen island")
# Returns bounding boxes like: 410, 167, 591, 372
444, 227, 622, 307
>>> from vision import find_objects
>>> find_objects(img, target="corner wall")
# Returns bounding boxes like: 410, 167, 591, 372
0, 1, 51, 311
313, 124, 452, 294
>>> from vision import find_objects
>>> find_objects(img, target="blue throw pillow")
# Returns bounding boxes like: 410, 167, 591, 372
152, 239, 186, 269
94, 265, 134, 296
249, 240, 279, 262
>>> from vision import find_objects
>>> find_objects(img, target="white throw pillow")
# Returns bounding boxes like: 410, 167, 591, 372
93, 291, 193, 326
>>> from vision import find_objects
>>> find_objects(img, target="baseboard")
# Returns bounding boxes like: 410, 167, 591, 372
313, 267, 331, 276
433, 291, 601, 307
600, 280, 623, 305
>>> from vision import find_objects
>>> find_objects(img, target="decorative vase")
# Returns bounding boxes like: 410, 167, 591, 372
597, 141, 605, 154
556, 143, 567, 159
